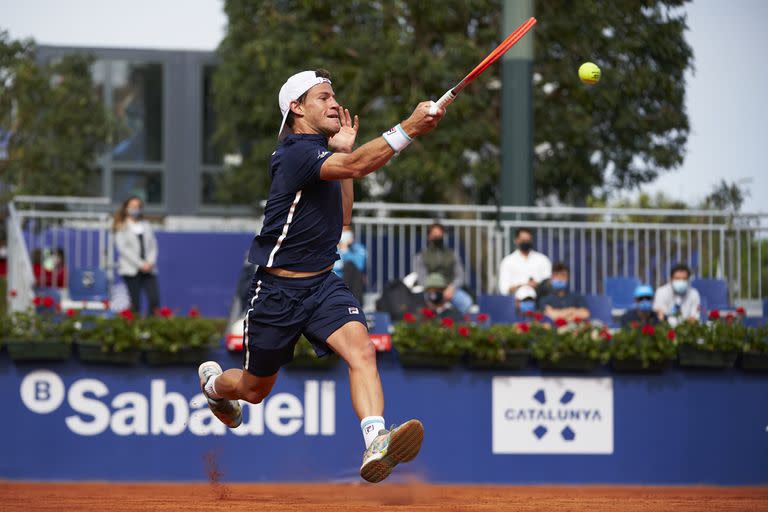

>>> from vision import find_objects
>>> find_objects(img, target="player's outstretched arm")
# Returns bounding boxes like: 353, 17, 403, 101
319, 101, 445, 181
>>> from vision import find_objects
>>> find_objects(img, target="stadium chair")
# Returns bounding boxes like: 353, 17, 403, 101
692, 278, 729, 311
69, 268, 110, 302
477, 294, 518, 324
604, 276, 640, 312
585, 294, 615, 327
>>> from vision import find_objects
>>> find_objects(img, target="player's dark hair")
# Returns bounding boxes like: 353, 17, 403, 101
670, 263, 691, 278
286, 69, 332, 129
552, 261, 570, 274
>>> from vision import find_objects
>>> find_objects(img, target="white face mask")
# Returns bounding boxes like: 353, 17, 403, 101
340, 231, 353, 245
672, 279, 689, 295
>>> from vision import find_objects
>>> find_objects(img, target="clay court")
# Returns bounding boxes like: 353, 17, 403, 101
2, 482, 766, 512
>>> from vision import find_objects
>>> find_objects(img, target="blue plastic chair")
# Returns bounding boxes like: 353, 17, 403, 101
477, 294, 519, 324
69, 268, 110, 302
692, 278, 729, 311
585, 294, 615, 327
604, 277, 640, 311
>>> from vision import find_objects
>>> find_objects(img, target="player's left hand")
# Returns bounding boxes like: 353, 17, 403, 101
328, 107, 359, 153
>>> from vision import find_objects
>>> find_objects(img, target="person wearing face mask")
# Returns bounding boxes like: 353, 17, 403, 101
514, 285, 538, 318
539, 262, 590, 322
413, 221, 474, 313
333, 225, 367, 303
498, 227, 552, 296
620, 284, 660, 328
653, 263, 701, 324
422, 273, 464, 322
113, 195, 160, 315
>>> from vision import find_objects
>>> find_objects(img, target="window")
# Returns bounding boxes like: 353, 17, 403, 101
112, 170, 163, 204
111, 62, 163, 163
202, 65, 222, 165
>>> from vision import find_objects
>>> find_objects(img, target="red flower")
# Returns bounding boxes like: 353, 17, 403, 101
524, 310, 535, 318
458, 326, 470, 337
403, 312, 416, 324
9, 289, 17, 297
725, 313, 735, 324
641, 324, 656, 335
441, 317, 455, 328
708, 309, 720, 320
32, 296, 43, 306
65, 309, 76, 318
533, 312, 545, 322
42, 296, 55, 308
420, 307, 436, 319
476, 313, 489, 323
573, 317, 583, 324
516, 322, 530, 333
188, 307, 201, 318
600, 329, 612, 341
119, 309, 135, 322
554, 318, 568, 327
630, 321, 640, 329
158, 306, 173, 318
736, 307, 746, 316
102, 299, 111, 309
666, 329, 676, 341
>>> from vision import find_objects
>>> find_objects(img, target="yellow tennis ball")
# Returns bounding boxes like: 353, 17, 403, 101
578, 62, 601, 85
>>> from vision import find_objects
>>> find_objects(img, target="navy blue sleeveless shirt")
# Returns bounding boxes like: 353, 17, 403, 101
248, 134, 342, 271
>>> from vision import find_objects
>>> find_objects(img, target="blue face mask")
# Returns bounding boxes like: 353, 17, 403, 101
637, 299, 653, 312
551, 279, 568, 291
519, 300, 536, 313
672, 279, 689, 295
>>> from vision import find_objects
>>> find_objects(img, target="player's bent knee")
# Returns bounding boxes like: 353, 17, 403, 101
347, 338, 376, 368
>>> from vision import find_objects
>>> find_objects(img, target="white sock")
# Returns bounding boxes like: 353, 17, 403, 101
204, 374, 222, 399
361, 416, 386, 449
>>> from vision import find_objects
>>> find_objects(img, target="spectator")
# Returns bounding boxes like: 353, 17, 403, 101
620, 284, 660, 328
653, 263, 701, 324
333, 225, 367, 304
498, 227, 552, 295
422, 273, 464, 322
413, 221, 473, 313
113, 196, 160, 315
31, 248, 67, 289
515, 284, 538, 317
539, 262, 590, 322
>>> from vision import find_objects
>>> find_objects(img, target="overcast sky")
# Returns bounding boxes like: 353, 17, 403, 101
0, 0, 765, 212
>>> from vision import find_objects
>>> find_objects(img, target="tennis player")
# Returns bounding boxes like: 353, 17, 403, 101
198, 69, 445, 483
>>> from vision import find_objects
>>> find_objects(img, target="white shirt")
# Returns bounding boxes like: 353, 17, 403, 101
653, 282, 701, 321
498, 249, 552, 295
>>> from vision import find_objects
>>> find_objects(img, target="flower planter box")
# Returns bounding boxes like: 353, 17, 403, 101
6, 339, 71, 362
398, 351, 462, 369
76, 341, 142, 365
144, 347, 211, 366
740, 351, 768, 372
285, 354, 339, 371
537, 355, 599, 372
678, 344, 738, 369
467, 349, 530, 371
611, 358, 671, 373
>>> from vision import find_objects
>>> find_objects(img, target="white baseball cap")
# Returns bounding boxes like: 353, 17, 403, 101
278, 70, 332, 139
514, 285, 537, 301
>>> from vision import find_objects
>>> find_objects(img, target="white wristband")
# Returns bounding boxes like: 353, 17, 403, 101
382, 123, 412, 153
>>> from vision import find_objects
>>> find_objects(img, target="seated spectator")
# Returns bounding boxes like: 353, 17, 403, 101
539, 262, 590, 322
498, 227, 552, 296
621, 284, 660, 328
413, 221, 473, 313
653, 263, 701, 325
333, 225, 367, 304
422, 273, 464, 322
31, 247, 67, 288
515, 284, 538, 318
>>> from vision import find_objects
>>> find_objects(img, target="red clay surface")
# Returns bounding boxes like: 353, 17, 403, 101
1, 482, 766, 512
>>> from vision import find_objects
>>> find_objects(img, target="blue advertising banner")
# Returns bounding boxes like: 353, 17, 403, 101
1, 350, 766, 484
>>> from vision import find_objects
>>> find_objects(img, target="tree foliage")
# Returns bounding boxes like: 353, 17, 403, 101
0, 31, 110, 200
212, 0, 692, 206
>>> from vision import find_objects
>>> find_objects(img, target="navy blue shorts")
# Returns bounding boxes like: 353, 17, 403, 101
242, 268, 367, 376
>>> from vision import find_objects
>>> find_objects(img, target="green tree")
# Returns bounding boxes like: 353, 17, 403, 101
0, 31, 110, 199
212, 0, 692, 206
